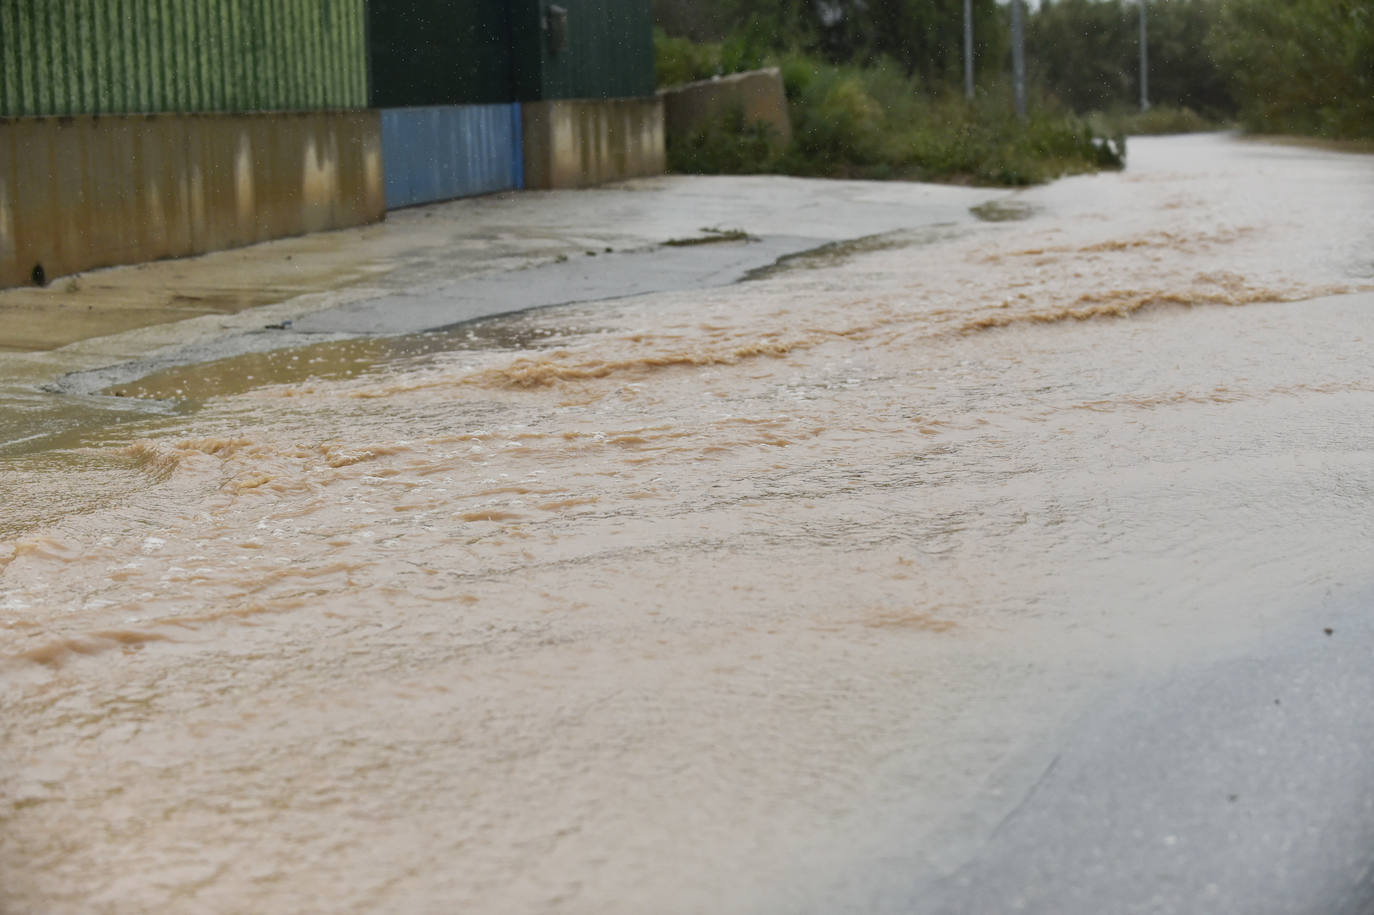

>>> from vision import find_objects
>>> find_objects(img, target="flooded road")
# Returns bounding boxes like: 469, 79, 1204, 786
2, 134, 1373, 913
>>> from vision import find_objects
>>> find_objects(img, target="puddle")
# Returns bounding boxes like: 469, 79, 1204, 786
102, 314, 597, 402
0, 384, 183, 456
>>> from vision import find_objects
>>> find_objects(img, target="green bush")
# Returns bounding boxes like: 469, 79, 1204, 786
654, 19, 778, 88
657, 36, 1126, 185
654, 28, 722, 86
717, 17, 773, 75
896, 94, 1124, 185
788, 70, 887, 168
1090, 105, 1217, 137
667, 104, 785, 174
782, 56, 1125, 184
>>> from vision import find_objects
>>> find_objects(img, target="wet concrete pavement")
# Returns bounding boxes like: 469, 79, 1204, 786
846, 593, 1374, 915
289, 234, 823, 335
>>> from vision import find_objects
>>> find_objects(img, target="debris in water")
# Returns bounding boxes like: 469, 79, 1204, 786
663, 227, 754, 246
971, 199, 1036, 222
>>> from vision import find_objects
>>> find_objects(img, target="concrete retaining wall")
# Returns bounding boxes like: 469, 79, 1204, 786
521, 97, 664, 190
0, 111, 385, 289
659, 68, 792, 149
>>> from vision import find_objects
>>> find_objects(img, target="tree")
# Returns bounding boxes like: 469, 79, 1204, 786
1211, 0, 1374, 137
1143, 1, 1231, 117
655, 0, 1005, 88
1028, 0, 1231, 116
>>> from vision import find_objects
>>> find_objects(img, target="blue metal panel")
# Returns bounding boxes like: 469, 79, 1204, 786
380, 104, 524, 209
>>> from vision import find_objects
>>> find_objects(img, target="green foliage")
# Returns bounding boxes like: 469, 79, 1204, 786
1028, 0, 1231, 118
659, 0, 1374, 181
1141, 1, 1233, 118
1210, 0, 1374, 138
653, 18, 781, 88
780, 54, 1124, 184
660, 40, 1125, 185
654, 28, 723, 86
667, 103, 785, 174
1029, 0, 1137, 112
787, 66, 889, 167
809, 0, 1004, 84
1025, 0, 1370, 138
892, 92, 1125, 185
1091, 105, 1216, 137
655, 0, 1003, 83
717, 16, 775, 74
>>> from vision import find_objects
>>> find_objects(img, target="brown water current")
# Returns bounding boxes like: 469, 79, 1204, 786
2, 135, 1373, 913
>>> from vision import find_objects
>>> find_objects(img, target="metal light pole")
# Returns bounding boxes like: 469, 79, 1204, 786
964, 0, 975, 99
1010, 0, 1027, 121
1139, 0, 1150, 112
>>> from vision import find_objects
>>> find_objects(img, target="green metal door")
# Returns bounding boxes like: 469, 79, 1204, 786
509, 0, 654, 101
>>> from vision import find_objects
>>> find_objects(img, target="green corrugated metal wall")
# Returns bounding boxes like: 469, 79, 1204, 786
367, 0, 654, 107
367, 0, 514, 106
0, 0, 368, 117
517, 0, 655, 101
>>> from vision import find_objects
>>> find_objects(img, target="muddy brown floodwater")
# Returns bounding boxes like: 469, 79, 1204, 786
2, 135, 1373, 913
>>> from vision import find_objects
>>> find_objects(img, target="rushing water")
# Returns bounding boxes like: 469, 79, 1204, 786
2, 135, 1373, 913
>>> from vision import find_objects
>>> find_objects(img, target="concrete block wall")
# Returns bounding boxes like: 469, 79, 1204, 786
521, 97, 665, 190
0, 111, 385, 289
659, 68, 792, 150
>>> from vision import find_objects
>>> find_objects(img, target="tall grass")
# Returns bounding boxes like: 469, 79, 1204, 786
1089, 105, 1219, 138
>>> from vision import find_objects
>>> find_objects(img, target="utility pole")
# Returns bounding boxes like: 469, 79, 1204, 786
1139, 0, 1150, 111
1010, 0, 1026, 121
963, 0, 974, 99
